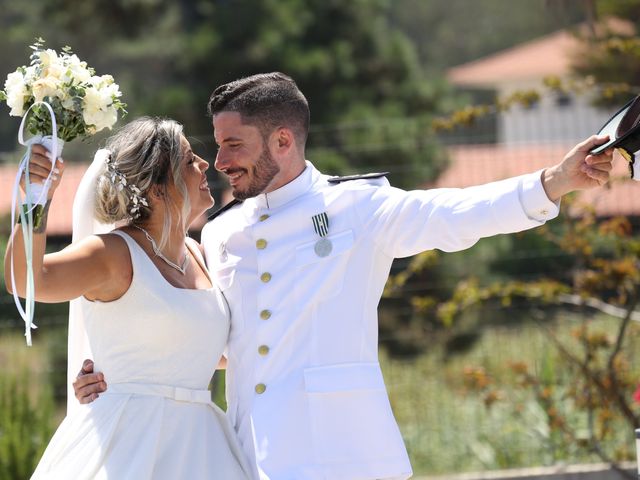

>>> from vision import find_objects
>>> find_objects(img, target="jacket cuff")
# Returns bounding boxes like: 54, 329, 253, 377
518, 169, 560, 222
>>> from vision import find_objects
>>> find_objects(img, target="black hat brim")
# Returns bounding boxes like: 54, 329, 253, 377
591, 95, 640, 154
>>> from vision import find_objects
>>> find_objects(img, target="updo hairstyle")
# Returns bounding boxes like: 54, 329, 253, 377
94, 117, 190, 249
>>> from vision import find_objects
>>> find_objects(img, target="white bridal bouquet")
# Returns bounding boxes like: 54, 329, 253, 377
0, 38, 126, 344
1, 38, 126, 140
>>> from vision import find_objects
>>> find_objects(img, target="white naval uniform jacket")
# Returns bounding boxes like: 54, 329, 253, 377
201, 161, 559, 480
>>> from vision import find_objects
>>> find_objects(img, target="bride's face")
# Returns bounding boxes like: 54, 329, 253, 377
172, 135, 214, 223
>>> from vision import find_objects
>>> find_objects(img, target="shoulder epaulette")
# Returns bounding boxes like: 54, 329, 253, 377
208, 198, 242, 221
327, 172, 389, 184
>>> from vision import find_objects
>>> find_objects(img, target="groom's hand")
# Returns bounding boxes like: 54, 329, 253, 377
73, 359, 107, 404
542, 134, 614, 202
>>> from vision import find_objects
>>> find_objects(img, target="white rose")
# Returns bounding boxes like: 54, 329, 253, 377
4, 71, 28, 116
84, 105, 118, 132
88, 74, 114, 89
99, 74, 114, 85
83, 87, 118, 132
101, 82, 122, 99
87, 75, 102, 88
72, 65, 92, 84
38, 49, 59, 69
83, 86, 107, 110
65, 55, 92, 84
45, 61, 66, 80
32, 75, 62, 103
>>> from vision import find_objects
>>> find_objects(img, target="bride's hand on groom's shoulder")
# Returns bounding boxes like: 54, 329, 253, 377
72, 359, 107, 404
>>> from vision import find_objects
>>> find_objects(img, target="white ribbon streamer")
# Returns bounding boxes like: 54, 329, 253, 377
9, 101, 63, 345
18, 102, 60, 206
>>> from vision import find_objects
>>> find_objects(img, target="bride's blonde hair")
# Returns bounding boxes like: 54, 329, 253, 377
95, 117, 190, 250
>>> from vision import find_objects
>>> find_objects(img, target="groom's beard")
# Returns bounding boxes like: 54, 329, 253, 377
232, 147, 280, 200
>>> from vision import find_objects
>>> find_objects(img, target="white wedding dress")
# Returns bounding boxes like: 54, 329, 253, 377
31, 230, 252, 480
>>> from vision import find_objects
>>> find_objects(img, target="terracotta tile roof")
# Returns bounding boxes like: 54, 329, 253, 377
0, 164, 208, 236
448, 30, 577, 87
435, 144, 639, 217
447, 18, 635, 88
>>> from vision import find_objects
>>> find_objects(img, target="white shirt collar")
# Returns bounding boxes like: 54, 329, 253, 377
243, 161, 319, 211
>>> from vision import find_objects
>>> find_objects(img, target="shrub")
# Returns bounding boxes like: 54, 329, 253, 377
0, 369, 55, 480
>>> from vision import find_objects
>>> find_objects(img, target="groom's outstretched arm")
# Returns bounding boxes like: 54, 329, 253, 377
73, 359, 107, 404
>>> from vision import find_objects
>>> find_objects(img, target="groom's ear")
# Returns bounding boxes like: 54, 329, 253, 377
272, 127, 294, 152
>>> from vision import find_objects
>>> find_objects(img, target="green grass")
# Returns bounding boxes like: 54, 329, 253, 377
0, 332, 56, 480
380, 312, 640, 475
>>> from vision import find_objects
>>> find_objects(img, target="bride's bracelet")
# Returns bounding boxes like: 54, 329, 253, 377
17, 199, 52, 233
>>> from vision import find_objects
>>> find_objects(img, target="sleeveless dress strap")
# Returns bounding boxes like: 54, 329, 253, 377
107, 230, 144, 278
109, 229, 136, 248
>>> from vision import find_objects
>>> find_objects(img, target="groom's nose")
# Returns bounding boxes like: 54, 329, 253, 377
214, 149, 228, 172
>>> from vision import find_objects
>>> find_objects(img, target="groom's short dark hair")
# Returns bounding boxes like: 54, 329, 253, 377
207, 72, 310, 147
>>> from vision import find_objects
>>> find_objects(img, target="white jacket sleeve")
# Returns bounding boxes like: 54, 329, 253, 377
353, 170, 559, 258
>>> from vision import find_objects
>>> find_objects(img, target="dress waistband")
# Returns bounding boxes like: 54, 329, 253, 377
106, 382, 212, 404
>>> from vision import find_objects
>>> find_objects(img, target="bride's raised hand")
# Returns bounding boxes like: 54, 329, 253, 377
21, 144, 65, 200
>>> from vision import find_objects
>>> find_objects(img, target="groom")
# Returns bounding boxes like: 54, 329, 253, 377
75, 72, 614, 479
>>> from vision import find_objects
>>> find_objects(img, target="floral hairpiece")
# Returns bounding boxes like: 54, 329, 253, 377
104, 151, 148, 219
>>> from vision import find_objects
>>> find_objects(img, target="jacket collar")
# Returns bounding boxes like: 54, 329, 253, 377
243, 161, 320, 211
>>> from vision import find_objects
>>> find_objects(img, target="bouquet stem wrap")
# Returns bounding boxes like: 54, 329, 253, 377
10, 101, 63, 346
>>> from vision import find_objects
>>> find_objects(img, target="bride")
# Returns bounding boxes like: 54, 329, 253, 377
5, 117, 252, 479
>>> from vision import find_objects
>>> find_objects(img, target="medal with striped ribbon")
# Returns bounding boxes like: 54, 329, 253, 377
312, 212, 332, 257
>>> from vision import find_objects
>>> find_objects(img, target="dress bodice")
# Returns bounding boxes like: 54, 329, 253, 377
83, 230, 230, 390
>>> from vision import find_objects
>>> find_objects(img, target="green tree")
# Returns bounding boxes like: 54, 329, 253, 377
0, 0, 454, 187
170, 0, 453, 186
569, 0, 640, 104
